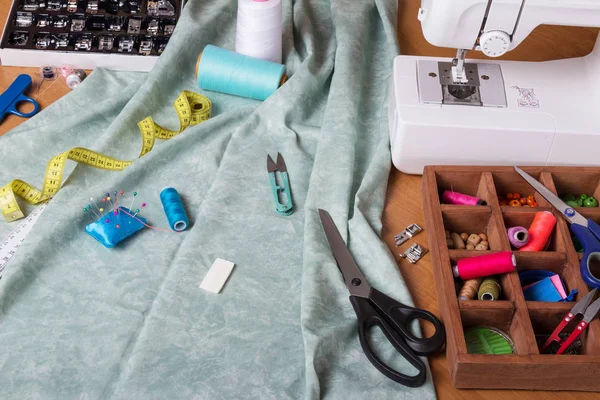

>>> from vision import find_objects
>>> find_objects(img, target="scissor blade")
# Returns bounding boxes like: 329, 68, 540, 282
584, 297, 600, 323
318, 209, 371, 298
572, 288, 597, 315
276, 153, 287, 172
267, 155, 277, 172
514, 166, 588, 227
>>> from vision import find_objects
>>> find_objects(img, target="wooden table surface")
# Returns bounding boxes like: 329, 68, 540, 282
0, 0, 599, 398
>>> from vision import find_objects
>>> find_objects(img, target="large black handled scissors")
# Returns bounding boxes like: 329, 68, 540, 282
318, 209, 446, 387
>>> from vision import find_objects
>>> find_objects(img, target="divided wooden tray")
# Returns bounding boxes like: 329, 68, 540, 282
421, 166, 600, 391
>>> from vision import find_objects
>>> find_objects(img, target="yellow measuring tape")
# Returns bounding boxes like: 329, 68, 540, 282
0, 91, 211, 222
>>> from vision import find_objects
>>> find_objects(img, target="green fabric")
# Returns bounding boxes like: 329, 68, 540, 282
0, 0, 437, 398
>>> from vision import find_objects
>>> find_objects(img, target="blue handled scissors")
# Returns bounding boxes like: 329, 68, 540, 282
318, 209, 445, 387
515, 166, 600, 288
0, 74, 39, 124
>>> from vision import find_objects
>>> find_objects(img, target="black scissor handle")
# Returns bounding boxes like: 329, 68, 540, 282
350, 295, 427, 387
369, 288, 446, 355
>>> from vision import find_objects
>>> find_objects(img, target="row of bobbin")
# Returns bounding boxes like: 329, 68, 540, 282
41, 65, 87, 89
454, 252, 516, 301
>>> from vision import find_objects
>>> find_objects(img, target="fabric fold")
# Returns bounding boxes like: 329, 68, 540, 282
0, 0, 436, 398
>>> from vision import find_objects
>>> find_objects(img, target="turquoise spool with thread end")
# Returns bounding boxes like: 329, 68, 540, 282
160, 188, 189, 232
196, 45, 287, 101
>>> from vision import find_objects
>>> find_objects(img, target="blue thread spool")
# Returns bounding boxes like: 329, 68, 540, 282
196, 45, 287, 101
160, 188, 189, 232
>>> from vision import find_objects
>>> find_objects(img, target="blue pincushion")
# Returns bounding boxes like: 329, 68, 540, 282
85, 207, 146, 248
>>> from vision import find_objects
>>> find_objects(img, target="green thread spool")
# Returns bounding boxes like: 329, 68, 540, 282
465, 327, 515, 355
478, 277, 501, 301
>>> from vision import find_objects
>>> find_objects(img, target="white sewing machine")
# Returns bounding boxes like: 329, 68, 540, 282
389, 0, 600, 174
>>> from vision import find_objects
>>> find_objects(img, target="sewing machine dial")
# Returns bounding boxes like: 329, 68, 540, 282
480, 31, 511, 57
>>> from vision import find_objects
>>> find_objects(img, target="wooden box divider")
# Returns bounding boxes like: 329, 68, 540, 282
422, 166, 600, 391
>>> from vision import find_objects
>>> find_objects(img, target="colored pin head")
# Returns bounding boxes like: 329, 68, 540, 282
99, 208, 104, 212
114, 210, 117, 216
105, 219, 109, 223
106, 193, 110, 197
120, 190, 124, 195
83, 208, 87, 212
107, 196, 111, 201
87, 205, 91, 209
141, 203, 146, 208
129, 192, 138, 211
136, 208, 140, 213
116, 224, 120, 229
102, 198, 107, 203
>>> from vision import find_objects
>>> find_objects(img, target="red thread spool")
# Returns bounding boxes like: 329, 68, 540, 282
520, 211, 557, 252
453, 252, 516, 280
442, 190, 486, 206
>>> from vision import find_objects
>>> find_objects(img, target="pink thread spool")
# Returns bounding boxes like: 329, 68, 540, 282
453, 252, 516, 280
442, 190, 485, 206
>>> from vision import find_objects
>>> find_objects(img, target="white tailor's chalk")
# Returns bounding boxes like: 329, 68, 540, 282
199, 258, 235, 293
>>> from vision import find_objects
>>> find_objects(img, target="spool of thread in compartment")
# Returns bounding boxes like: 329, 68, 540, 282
160, 187, 189, 232
478, 277, 501, 301
520, 211, 557, 252
507, 226, 529, 249
196, 45, 287, 101
458, 278, 482, 300
236, 0, 282, 63
453, 251, 516, 280
465, 327, 515, 355
442, 190, 485, 206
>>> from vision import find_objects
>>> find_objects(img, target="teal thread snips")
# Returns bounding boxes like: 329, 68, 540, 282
267, 153, 293, 216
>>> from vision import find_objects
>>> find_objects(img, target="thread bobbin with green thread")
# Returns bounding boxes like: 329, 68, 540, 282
478, 277, 501, 301
465, 327, 515, 355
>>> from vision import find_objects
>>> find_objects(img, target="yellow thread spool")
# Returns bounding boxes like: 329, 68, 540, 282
458, 278, 482, 300
478, 278, 502, 301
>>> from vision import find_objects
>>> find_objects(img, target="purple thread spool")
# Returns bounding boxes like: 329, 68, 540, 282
508, 226, 529, 249
442, 190, 485, 206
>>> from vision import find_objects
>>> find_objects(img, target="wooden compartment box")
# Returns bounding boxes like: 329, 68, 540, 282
422, 166, 600, 391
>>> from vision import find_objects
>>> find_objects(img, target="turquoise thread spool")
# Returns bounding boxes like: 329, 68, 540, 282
196, 45, 287, 101
160, 188, 189, 232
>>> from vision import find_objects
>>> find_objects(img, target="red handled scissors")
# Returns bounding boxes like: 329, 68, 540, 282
541, 288, 600, 354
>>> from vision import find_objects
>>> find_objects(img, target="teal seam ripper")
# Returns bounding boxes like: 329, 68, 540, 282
267, 153, 293, 216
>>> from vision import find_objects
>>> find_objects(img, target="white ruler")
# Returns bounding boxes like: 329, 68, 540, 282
0, 204, 48, 279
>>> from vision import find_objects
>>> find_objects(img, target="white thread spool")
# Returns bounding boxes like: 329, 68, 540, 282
235, 0, 282, 63
66, 69, 87, 90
